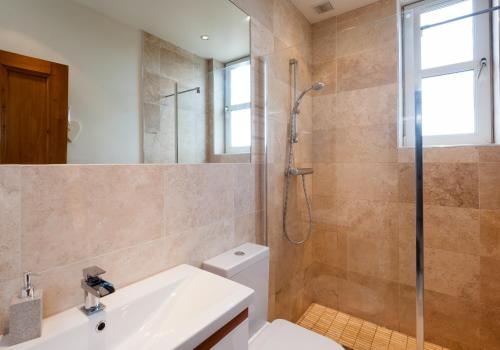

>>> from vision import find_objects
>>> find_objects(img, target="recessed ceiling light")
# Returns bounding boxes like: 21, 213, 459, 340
246, 16, 251, 21
200, 34, 210, 40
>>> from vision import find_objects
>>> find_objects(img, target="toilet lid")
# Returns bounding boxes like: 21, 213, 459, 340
249, 319, 345, 350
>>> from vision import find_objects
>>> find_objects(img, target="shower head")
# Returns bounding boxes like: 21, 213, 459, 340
293, 81, 326, 112
312, 81, 325, 91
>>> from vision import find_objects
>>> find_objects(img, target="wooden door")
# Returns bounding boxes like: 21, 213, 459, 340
0, 50, 68, 164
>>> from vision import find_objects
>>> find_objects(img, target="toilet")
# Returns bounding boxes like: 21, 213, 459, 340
202, 243, 344, 350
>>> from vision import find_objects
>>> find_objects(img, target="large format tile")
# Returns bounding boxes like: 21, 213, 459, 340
478, 145, 500, 162
312, 60, 337, 95
328, 124, 398, 163
336, 15, 396, 58
0, 167, 21, 281
312, 93, 336, 132
81, 166, 164, 257
398, 204, 480, 255
330, 163, 399, 202
0, 278, 21, 334
314, 197, 398, 239
312, 18, 337, 65
480, 209, 500, 259
480, 305, 500, 349
336, 0, 396, 31
480, 256, 500, 308
21, 166, 164, 273
272, 0, 310, 49
399, 286, 481, 350
316, 164, 399, 202
335, 84, 397, 128
230, 0, 274, 32
339, 271, 400, 330
21, 166, 87, 272
399, 246, 480, 302
164, 164, 236, 233
479, 163, 500, 209
337, 44, 397, 92
399, 163, 479, 208
346, 231, 399, 282
311, 223, 347, 270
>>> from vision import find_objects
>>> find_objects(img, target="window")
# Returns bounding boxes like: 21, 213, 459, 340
225, 58, 251, 154
402, 0, 493, 146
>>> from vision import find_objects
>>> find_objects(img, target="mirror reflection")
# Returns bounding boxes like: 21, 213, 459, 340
0, 0, 251, 164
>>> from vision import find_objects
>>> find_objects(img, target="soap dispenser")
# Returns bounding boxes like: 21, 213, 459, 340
6, 272, 43, 345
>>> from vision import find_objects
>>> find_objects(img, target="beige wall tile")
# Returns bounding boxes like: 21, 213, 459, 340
273, 0, 310, 49
424, 147, 479, 163
347, 232, 399, 282
312, 223, 347, 270
305, 261, 342, 309
337, 44, 397, 92
335, 84, 397, 128
481, 209, 500, 259
480, 305, 500, 349
336, 0, 396, 31
479, 164, 500, 209
143, 32, 161, 75
81, 166, 164, 256
330, 163, 399, 202
251, 19, 275, 58
399, 286, 481, 349
230, 0, 274, 32
21, 166, 164, 272
312, 93, 336, 132
0, 167, 21, 282
312, 60, 337, 95
478, 145, 500, 162
399, 204, 480, 255
0, 278, 21, 334
480, 256, 500, 308
401, 163, 479, 208
399, 245, 480, 302
21, 166, 88, 272
163, 164, 236, 233
328, 124, 398, 163
339, 272, 400, 330
336, 15, 397, 58
312, 20, 337, 65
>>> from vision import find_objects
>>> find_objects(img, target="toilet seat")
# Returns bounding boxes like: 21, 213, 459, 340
249, 319, 344, 350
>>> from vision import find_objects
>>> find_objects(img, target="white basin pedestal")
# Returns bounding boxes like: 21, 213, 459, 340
0, 265, 254, 350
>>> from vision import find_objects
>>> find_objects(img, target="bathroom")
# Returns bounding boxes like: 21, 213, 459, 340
0, 0, 499, 349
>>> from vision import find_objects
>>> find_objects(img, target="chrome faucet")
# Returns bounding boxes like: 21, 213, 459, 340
81, 266, 115, 315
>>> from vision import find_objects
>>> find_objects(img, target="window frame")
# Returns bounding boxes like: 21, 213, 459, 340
402, 0, 493, 147
224, 57, 251, 154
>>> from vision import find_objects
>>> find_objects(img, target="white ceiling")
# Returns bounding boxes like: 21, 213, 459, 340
291, 0, 381, 23
72, 0, 250, 63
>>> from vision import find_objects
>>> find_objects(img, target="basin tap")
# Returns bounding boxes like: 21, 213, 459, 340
81, 266, 115, 315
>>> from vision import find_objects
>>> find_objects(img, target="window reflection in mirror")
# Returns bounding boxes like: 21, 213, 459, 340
0, 0, 251, 164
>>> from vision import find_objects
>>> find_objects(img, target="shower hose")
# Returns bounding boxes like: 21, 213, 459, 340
283, 140, 313, 245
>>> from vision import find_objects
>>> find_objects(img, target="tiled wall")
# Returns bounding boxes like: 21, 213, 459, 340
309, 0, 500, 349
0, 164, 263, 334
142, 32, 208, 164
233, 0, 315, 321
0, 0, 313, 336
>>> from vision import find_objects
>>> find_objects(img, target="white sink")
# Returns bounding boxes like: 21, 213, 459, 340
0, 265, 254, 350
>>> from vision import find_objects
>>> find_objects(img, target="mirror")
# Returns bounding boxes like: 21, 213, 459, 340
0, 0, 251, 164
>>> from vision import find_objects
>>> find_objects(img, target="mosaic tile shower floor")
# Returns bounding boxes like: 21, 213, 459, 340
297, 304, 450, 350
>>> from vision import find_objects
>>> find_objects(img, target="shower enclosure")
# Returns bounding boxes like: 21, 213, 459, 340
263, 0, 500, 349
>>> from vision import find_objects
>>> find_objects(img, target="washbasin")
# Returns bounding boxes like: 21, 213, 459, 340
0, 264, 254, 350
